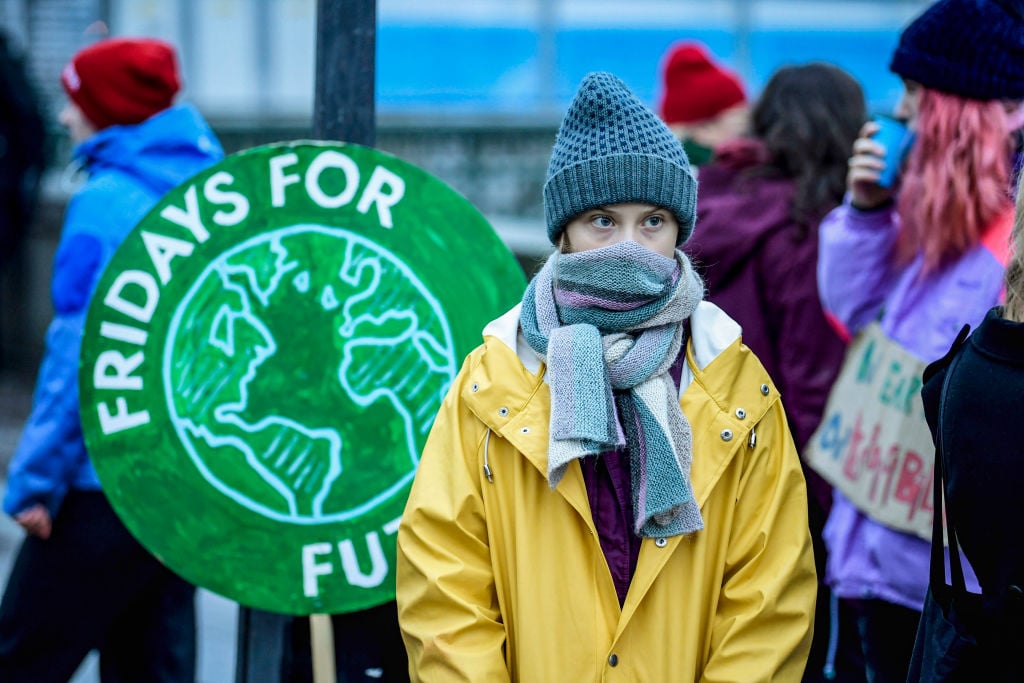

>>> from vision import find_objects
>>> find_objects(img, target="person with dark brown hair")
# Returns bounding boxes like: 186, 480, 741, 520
684, 61, 868, 683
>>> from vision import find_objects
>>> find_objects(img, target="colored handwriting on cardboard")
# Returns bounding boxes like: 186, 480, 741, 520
805, 323, 937, 541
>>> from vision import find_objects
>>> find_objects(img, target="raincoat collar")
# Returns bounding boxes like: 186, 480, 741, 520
465, 301, 773, 508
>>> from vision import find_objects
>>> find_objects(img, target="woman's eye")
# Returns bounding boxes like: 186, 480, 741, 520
592, 216, 614, 228
645, 215, 664, 228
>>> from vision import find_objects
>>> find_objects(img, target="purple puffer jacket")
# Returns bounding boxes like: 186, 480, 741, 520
817, 199, 1013, 610
686, 139, 846, 512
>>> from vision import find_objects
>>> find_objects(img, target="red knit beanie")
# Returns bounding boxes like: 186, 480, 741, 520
61, 38, 181, 130
658, 42, 747, 125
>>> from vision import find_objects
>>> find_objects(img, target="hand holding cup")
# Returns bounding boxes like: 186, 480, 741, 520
846, 116, 914, 210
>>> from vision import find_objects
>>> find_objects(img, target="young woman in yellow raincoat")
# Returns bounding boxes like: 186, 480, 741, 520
396, 71, 817, 682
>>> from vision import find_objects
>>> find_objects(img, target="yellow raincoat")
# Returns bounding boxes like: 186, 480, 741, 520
397, 302, 816, 682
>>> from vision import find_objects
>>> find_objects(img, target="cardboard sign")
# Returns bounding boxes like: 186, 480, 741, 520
78, 142, 527, 615
805, 323, 936, 541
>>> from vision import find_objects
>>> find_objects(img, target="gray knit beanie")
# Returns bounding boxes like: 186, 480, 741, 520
543, 71, 697, 245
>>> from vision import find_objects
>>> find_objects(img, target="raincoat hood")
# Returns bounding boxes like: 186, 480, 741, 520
3, 103, 224, 519
74, 103, 223, 197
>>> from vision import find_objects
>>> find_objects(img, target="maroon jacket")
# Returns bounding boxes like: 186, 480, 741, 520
684, 138, 845, 512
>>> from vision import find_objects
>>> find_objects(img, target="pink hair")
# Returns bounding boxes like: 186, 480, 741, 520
897, 88, 1014, 271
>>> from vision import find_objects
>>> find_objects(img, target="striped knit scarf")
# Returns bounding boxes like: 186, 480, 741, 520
519, 241, 705, 537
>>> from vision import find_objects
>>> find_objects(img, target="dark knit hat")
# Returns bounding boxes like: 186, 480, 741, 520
889, 0, 1024, 101
61, 38, 181, 130
658, 42, 747, 125
544, 72, 697, 245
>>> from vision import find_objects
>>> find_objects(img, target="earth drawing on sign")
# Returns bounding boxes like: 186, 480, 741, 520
164, 224, 455, 524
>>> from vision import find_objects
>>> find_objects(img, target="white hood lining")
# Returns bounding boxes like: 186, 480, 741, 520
482, 301, 742, 395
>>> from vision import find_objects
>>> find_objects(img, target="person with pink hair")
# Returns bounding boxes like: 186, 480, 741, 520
817, 1, 1024, 681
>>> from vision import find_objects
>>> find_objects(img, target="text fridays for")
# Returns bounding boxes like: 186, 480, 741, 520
88, 149, 409, 599
91, 149, 407, 436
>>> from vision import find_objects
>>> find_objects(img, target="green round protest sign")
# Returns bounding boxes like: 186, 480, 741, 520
79, 141, 527, 615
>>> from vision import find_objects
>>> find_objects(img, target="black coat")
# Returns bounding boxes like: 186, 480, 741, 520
920, 306, 1024, 677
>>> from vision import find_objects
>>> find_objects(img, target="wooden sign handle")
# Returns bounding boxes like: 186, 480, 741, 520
310, 614, 336, 682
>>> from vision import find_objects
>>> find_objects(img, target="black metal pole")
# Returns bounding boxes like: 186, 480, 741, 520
234, 609, 289, 683
236, 3, 387, 681
313, 0, 376, 146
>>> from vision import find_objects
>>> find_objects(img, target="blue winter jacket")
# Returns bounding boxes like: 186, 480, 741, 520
3, 104, 223, 517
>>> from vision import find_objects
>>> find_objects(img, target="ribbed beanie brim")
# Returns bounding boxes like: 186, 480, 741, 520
889, 0, 1024, 101
544, 72, 697, 245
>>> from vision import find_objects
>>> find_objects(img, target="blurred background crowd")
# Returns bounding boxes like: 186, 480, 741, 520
0, 0, 930, 376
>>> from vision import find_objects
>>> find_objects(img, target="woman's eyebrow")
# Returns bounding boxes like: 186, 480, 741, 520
589, 204, 661, 217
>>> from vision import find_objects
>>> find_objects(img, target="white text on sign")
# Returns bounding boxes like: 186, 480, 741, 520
90, 149, 409, 437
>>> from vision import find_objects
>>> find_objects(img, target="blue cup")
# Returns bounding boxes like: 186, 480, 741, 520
872, 115, 915, 189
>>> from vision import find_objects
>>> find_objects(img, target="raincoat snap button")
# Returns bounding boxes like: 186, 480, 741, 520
735, 408, 746, 419
520, 427, 529, 434
471, 383, 479, 392
608, 653, 619, 666
655, 537, 667, 548
760, 384, 770, 395
721, 429, 733, 442
498, 407, 509, 417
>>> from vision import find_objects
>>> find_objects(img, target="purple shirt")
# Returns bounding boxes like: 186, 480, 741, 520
582, 345, 688, 606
